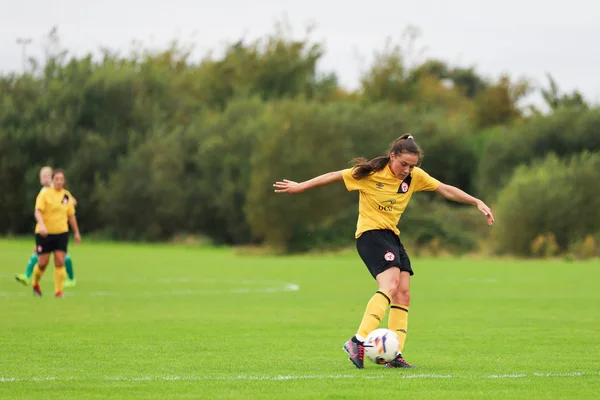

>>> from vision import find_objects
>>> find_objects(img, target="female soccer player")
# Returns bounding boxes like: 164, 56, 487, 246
273, 134, 494, 369
31, 169, 81, 297
16, 166, 77, 287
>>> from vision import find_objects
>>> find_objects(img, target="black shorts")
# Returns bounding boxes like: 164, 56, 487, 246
356, 229, 413, 279
35, 233, 69, 255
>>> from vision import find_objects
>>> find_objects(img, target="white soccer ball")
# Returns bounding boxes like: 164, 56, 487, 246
363, 328, 400, 364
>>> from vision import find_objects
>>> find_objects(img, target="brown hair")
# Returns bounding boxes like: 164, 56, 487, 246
351, 134, 423, 179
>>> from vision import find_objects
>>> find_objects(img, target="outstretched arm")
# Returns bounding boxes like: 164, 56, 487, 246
273, 170, 344, 194
435, 183, 495, 226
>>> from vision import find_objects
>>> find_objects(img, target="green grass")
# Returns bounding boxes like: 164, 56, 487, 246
0, 238, 598, 399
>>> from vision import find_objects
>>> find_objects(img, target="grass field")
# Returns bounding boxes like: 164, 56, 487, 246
1, 238, 598, 399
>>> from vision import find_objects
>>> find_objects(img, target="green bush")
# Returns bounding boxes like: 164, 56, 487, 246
567, 234, 600, 260
494, 152, 600, 256
476, 108, 600, 200
245, 99, 360, 252
399, 197, 484, 255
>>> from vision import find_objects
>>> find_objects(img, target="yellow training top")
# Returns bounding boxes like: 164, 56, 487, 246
342, 166, 440, 238
34, 188, 76, 234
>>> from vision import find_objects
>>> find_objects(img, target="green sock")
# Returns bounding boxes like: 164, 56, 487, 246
25, 253, 38, 278
65, 254, 75, 280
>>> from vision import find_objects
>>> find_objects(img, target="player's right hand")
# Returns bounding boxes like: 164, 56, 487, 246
273, 179, 303, 194
39, 226, 48, 237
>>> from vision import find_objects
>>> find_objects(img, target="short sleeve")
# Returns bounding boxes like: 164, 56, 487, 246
342, 168, 367, 191
65, 190, 76, 216
412, 167, 441, 192
67, 202, 75, 217
35, 192, 46, 212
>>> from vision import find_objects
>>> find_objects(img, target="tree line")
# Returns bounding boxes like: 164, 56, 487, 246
1, 26, 598, 258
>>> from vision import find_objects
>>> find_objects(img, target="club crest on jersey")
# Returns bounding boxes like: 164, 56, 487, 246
397, 174, 412, 194
376, 183, 384, 189
62, 194, 69, 205
384, 251, 395, 261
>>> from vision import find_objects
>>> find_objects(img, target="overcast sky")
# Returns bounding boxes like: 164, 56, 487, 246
1, 0, 599, 107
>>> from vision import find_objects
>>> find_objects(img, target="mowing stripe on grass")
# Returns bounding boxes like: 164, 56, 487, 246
0, 283, 300, 297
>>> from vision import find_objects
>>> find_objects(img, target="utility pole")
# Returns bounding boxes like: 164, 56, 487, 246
16, 37, 32, 73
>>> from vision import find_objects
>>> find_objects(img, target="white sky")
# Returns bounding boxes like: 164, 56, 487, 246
1, 0, 599, 107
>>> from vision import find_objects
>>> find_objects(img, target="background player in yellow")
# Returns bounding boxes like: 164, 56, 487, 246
273, 134, 494, 369
16, 166, 78, 287
32, 169, 82, 297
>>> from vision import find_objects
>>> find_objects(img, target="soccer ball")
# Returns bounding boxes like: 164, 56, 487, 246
363, 328, 400, 364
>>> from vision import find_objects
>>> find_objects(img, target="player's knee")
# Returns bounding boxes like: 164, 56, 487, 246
380, 280, 400, 298
394, 287, 410, 305
377, 267, 401, 298
382, 286, 397, 298
54, 254, 66, 265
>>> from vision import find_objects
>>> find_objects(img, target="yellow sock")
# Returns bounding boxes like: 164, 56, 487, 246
356, 290, 391, 339
32, 264, 44, 286
54, 266, 66, 294
388, 304, 409, 353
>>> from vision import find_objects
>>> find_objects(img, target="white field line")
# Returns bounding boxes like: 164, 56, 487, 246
1, 371, 599, 383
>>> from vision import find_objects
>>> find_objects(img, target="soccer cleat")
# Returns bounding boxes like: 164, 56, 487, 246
33, 285, 42, 297
343, 338, 365, 369
15, 274, 30, 286
55, 291, 63, 298
384, 353, 417, 369
64, 279, 76, 288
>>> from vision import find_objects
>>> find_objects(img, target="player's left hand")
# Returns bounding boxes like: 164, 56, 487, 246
476, 200, 495, 226
74, 232, 81, 244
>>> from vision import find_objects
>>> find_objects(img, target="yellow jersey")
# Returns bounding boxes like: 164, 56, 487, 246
34, 188, 76, 234
342, 165, 440, 238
